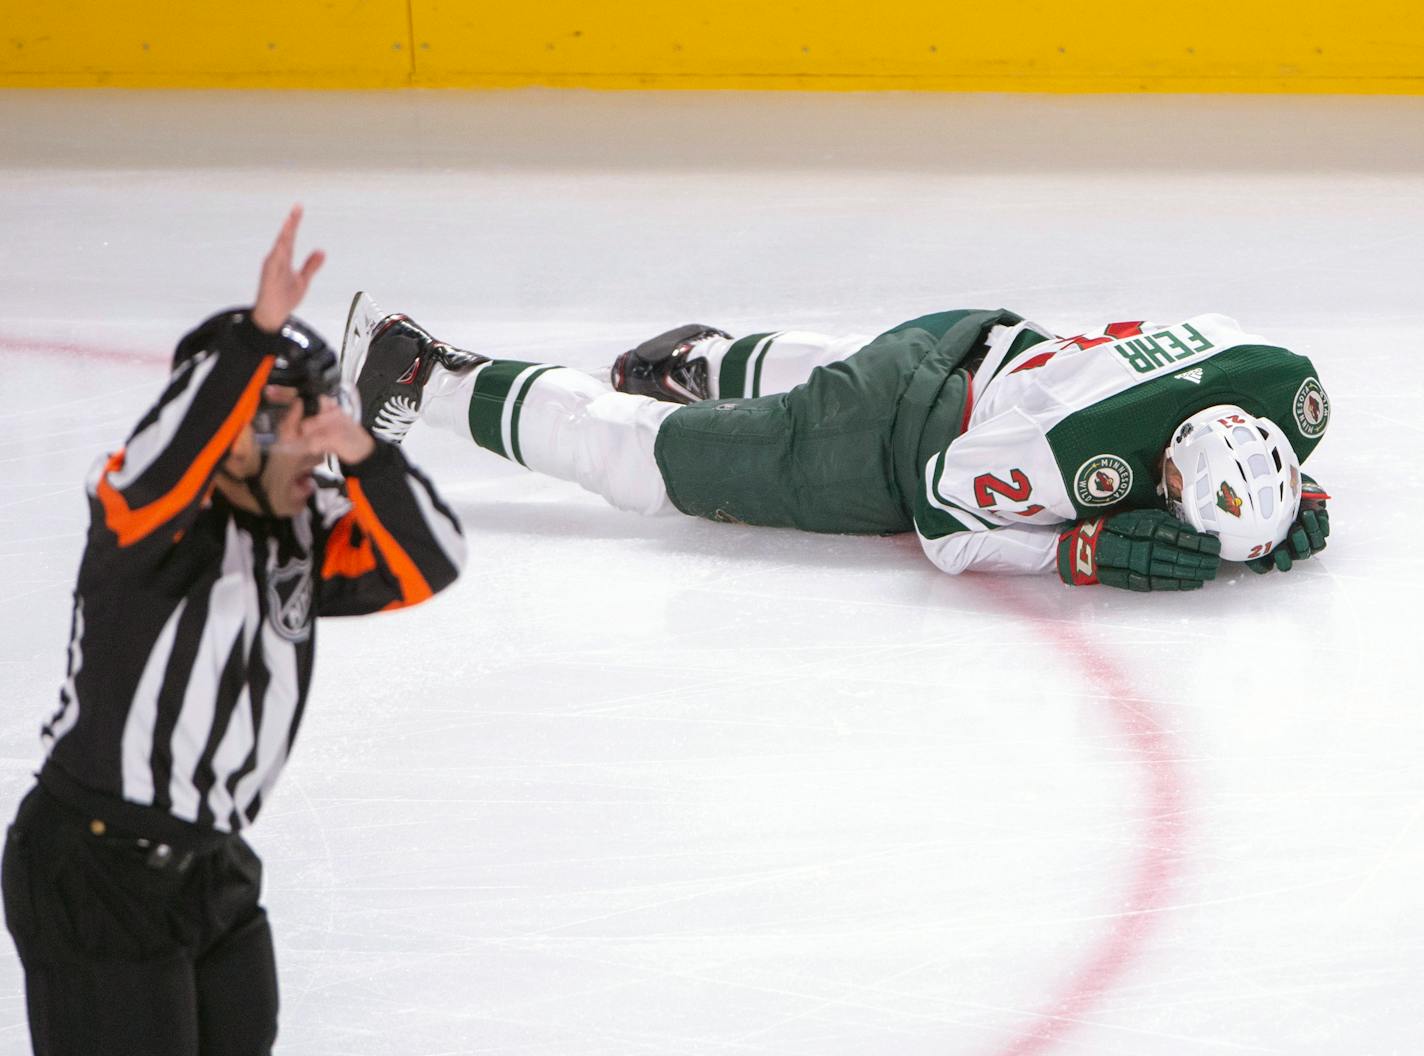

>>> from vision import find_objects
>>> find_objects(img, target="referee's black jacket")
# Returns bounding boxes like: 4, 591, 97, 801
36, 312, 466, 846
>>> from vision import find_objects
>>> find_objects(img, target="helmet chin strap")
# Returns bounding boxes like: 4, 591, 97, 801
244, 449, 280, 518
218, 452, 279, 518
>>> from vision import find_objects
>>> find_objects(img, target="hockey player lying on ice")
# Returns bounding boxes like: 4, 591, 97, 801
341, 297, 1331, 592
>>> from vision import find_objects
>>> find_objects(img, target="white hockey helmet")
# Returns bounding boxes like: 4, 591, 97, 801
1161, 404, 1302, 562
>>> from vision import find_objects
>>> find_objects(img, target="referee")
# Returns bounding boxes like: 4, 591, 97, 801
2, 207, 466, 1056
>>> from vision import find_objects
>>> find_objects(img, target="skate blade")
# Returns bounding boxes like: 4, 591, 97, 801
339, 291, 382, 388
329, 291, 381, 475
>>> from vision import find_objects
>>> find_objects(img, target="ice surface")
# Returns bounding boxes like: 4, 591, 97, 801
1, 89, 1421, 1055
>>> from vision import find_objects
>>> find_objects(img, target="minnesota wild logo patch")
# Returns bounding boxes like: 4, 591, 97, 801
1293, 378, 1329, 438
1216, 481, 1243, 518
1074, 454, 1133, 507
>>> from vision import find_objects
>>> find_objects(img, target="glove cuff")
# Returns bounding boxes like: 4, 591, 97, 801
1057, 517, 1106, 586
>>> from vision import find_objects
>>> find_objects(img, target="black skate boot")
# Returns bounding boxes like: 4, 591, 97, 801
340, 292, 487, 446
610, 324, 729, 404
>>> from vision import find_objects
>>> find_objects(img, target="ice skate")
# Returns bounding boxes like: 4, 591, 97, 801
340, 292, 488, 445
610, 324, 729, 404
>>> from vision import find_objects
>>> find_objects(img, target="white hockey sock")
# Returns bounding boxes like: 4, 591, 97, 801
425, 360, 681, 516
687, 334, 731, 398
706, 331, 872, 399
423, 367, 480, 436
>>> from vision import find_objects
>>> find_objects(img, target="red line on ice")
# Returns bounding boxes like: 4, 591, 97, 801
979, 580, 1185, 1056
0, 333, 169, 367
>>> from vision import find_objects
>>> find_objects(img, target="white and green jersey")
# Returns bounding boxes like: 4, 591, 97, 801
915, 314, 1330, 575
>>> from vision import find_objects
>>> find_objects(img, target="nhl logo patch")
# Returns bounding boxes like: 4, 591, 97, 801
1073, 454, 1133, 507
1293, 378, 1329, 438
266, 554, 313, 644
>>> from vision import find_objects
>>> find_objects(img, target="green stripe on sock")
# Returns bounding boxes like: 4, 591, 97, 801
719, 333, 772, 399
508, 366, 557, 467
749, 332, 780, 397
468, 360, 537, 460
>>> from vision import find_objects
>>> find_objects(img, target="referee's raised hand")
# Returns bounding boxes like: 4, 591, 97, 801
253, 204, 326, 333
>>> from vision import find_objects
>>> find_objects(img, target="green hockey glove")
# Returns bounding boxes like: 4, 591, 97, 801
1057, 509, 1222, 592
1247, 476, 1330, 574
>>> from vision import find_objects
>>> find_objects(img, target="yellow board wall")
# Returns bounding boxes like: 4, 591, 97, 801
2, 1, 414, 88
4, 1, 1423, 92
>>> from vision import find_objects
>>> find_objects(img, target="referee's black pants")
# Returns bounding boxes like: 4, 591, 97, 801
2, 785, 279, 1056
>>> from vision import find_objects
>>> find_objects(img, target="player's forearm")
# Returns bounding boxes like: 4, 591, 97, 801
917, 523, 1059, 576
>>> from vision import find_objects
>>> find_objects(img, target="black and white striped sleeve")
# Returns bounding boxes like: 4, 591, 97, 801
86, 314, 281, 558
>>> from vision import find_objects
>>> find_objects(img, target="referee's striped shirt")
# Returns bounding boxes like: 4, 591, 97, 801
37, 312, 465, 842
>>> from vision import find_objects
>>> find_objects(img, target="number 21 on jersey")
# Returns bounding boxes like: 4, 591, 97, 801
973, 470, 1046, 517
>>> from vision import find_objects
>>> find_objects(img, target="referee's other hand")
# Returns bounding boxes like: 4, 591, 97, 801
267, 390, 376, 467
